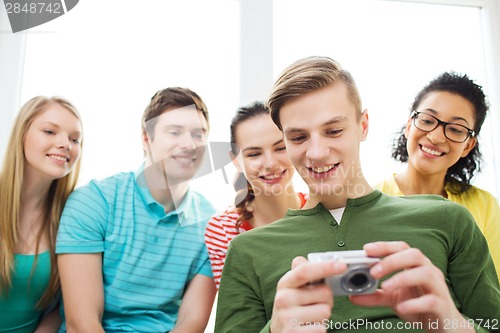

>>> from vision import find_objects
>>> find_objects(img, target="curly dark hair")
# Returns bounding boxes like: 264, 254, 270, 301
392, 72, 488, 195
230, 101, 269, 229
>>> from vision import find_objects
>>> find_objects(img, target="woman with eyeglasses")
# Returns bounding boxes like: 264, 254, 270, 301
376, 71, 500, 279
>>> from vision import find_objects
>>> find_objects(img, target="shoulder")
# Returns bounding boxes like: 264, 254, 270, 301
374, 174, 401, 196
230, 206, 319, 247
459, 185, 499, 203
66, 171, 135, 208
206, 208, 240, 233
188, 190, 217, 213
73, 171, 134, 196
380, 193, 470, 217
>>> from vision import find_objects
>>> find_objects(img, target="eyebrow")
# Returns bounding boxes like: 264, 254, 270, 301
242, 139, 284, 153
423, 109, 471, 126
162, 124, 208, 132
40, 122, 60, 128
283, 116, 348, 136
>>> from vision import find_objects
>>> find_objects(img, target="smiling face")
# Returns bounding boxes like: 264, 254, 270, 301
233, 114, 294, 196
405, 91, 476, 177
280, 82, 368, 198
143, 105, 208, 184
23, 103, 83, 181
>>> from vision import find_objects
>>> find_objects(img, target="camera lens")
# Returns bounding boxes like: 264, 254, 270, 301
341, 266, 376, 294
350, 273, 368, 287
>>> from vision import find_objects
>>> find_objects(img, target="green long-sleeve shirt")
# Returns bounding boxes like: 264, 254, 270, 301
216, 191, 500, 333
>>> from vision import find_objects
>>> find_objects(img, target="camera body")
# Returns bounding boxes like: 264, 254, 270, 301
307, 250, 380, 296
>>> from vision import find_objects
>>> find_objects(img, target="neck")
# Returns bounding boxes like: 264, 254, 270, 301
18, 170, 53, 253
305, 177, 373, 210
142, 161, 189, 213
249, 184, 301, 228
22, 170, 53, 212
395, 166, 447, 197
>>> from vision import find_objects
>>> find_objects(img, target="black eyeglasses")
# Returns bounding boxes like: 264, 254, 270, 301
411, 111, 475, 143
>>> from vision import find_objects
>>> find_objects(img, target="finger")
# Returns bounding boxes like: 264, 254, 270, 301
393, 294, 444, 316
380, 265, 445, 295
278, 259, 347, 290
363, 241, 410, 258
369, 247, 432, 279
349, 289, 393, 308
274, 283, 334, 310
292, 256, 309, 269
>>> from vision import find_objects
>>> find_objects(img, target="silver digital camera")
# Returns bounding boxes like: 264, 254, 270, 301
307, 250, 380, 296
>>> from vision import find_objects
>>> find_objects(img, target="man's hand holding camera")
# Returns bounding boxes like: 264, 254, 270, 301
270, 241, 475, 333
352, 241, 474, 332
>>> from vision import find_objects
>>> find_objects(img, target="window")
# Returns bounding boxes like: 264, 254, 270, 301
273, 0, 497, 196
20, 0, 241, 209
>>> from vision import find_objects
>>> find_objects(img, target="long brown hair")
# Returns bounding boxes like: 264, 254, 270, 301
230, 102, 269, 229
0, 96, 83, 308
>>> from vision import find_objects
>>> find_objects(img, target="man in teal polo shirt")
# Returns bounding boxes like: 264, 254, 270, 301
56, 87, 217, 332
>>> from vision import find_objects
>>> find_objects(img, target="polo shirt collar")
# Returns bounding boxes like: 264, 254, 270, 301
134, 163, 197, 227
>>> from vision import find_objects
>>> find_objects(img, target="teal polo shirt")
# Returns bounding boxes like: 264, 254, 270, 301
56, 166, 216, 333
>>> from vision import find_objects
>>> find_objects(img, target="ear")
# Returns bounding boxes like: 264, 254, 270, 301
142, 131, 152, 156
230, 151, 243, 172
404, 117, 412, 138
461, 137, 476, 158
359, 109, 369, 142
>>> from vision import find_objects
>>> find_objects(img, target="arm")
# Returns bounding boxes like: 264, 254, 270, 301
170, 274, 216, 333
33, 308, 61, 333
58, 253, 105, 333
215, 242, 343, 333
204, 215, 230, 288
483, 195, 500, 281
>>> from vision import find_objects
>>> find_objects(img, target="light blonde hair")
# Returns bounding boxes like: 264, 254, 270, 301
0, 96, 83, 308
267, 56, 362, 130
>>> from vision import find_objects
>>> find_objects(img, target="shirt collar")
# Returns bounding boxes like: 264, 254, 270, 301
134, 163, 196, 226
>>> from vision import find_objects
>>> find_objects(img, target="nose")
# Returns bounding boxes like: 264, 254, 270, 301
263, 151, 279, 169
179, 133, 197, 151
305, 135, 329, 161
57, 136, 72, 151
426, 125, 446, 144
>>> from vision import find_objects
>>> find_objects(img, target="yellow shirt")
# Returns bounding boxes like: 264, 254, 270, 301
376, 174, 500, 280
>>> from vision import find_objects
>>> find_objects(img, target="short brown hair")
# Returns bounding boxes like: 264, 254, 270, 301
142, 87, 209, 139
267, 56, 362, 130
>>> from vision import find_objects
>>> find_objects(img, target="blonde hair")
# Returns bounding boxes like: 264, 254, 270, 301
267, 56, 362, 130
0, 96, 83, 308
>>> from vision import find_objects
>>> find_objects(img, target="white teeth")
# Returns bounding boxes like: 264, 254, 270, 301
175, 157, 194, 163
49, 155, 68, 162
264, 174, 279, 180
311, 164, 335, 173
421, 146, 443, 156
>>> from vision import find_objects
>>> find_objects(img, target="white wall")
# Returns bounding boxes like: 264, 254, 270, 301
0, 4, 26, 163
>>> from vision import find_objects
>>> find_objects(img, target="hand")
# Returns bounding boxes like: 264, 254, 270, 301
270, 256, 347, 333
350, 241, 472, 332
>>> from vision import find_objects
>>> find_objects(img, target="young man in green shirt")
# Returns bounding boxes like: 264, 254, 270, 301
215, 57, 500, 333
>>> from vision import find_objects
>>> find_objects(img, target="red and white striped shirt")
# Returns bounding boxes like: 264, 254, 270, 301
204, 192, 307, 288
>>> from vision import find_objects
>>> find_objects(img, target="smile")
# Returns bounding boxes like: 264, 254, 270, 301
420, 145, 444, 157
309, 163, 338, 174
260, 170, 286, 181
47, 154, 69, 162
171, 155, 197, 166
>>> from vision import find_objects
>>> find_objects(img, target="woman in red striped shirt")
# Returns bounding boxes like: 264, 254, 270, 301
204, 102, 307, 288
